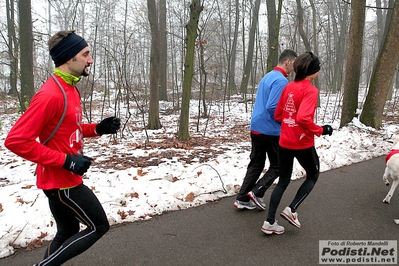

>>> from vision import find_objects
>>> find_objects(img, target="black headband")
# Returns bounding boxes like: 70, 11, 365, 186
307, 52, 320, 76
50, 33, 88, 67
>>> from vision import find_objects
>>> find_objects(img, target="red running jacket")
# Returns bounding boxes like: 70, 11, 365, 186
274, 79, 323, 150
5, 74, 98, 190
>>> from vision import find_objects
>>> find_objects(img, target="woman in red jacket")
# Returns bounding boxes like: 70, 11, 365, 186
261, 52, 333, 235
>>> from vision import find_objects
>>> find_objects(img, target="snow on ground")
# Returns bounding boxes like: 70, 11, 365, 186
0, 90, 398, 258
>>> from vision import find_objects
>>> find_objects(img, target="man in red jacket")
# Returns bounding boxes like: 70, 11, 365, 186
5, 30, 120, 265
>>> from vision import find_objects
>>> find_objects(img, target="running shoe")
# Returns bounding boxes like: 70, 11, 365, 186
247, 191, 266, 210
280, 206, 301, 228
234, 200, 256, 210
261, 220, 285, 235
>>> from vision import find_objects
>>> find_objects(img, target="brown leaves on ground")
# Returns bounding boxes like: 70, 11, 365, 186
21, 184, 34, 189
137, 169, 148, 176
117, 209, 136, 220
14, 232, 48, 251
16, 198, 31, 205
185, 192, 195, 202
117, 210, 128, 220
96, 123, 250, 170
129, 192, 139, 198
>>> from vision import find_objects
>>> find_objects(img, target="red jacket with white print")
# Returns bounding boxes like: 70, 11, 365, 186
5, 74, 99, 190
274, 79, 323, 150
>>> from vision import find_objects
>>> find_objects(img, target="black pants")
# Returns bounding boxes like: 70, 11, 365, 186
267, 146, 319, 222
39, 183, 109, 266
236, 133, 279, 201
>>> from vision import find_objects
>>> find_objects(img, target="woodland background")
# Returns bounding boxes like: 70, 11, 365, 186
1, 0, 399, 140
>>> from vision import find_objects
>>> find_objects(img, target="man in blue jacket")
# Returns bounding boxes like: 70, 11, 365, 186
234, 49, 297, 210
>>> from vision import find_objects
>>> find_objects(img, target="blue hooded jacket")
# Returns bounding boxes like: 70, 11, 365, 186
250, 68, 288, 136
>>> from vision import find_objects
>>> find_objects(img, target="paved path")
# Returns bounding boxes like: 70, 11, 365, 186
1, 156, 398, 266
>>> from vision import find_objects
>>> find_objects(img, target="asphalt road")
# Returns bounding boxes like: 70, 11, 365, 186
1, 156, 398, 266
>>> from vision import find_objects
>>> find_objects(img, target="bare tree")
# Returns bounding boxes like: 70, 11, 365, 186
361, 0, 399, 128
376, 0, 385, 50
178, 0, 203, 141
326, 1, 348, 93
229, 0, 239, 95
147, 0, 162, 129
340, 0, 366, 127
296, 0, 321, 93
158, 0, 168, 101
296, 0, 311, 51
266, 0, 283, 72
239, 0, 261, 94
18, 0, 35, 110
5, 0, 17, 96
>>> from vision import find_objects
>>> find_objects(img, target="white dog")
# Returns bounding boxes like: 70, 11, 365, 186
383, 136, 399, 204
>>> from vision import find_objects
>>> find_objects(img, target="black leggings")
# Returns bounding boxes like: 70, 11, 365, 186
39, 184, 109, 266
267, 146, 319, 222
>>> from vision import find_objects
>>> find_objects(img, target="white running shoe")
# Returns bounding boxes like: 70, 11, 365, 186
280, 206, 301, 228
247, 191, 266, 210
261, 220, 285, 235
234, 200, 256, 210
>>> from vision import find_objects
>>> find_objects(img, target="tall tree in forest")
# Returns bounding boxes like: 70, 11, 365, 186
296, 0, 320, 93
340, 0, 366, 127
158, 0, 168, 101
376, 0, 385, 50
178, 0, 203, 141
266, 0, 282, 72
296, 0, 311, 51
147, 0, 162, 129
239, 0, 260, 94
328, 1, 348, 94
360, 0, 399, 128
228, 0, 239, 95
18, 0, 35, 111
6, 0, 18, 96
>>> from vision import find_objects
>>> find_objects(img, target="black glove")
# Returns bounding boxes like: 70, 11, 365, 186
62, 154, 93, 175
96, 116, 121, 135
322, 125, 333, 136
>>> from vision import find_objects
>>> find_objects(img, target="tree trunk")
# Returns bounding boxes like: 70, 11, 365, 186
228, 0, 239, 96
158, 0, 168, 101
376, 0, 385, 50
147, 0, 162, 129
239, 0, 261, 94
329, 2, 348, 94
340, 0, 366, 127
178, 0, 203, 141
18, 0, 35, 111
360, 0, 399, 128
296, 0, 311, 51
198, 35, 208, 119
266, 0, 282, 72
296, 0, 320, 92
6, 0, 18, 96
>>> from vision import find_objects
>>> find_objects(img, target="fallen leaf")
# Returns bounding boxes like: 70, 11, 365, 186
138, 169, 148, 176
117, 210, 128, 220
185, 192, 195, 202
129, 192, 139, 198
21, 185, 34, 189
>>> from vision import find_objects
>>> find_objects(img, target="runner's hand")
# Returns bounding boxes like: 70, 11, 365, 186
62, 154, 93, 175
96, 116, 120, 135
322, 125, 333, 136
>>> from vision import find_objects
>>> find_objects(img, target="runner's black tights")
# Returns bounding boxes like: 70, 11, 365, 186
267, 146, 319, 223
38, 183, 109, 266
